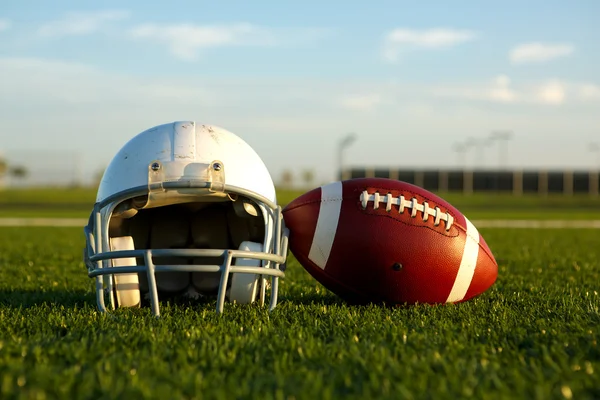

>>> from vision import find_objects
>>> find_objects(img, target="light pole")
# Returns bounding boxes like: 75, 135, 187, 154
590, 142, 600, 169
464, 138, 476, 168
453, 142, 467, 168
490, 130, 513, 170
454, 139, 474, 194
338, 132, 357, 180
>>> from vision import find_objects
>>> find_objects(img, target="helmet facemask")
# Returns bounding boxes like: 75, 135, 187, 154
84, 124, 289, 316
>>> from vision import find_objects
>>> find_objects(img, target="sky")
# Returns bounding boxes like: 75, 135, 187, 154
0, 0, 599, 186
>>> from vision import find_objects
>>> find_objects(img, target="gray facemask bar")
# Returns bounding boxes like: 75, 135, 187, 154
83, 180, 289, 316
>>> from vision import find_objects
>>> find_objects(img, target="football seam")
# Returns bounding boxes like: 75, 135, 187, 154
284, 190, 497, 266
282, 198, 336, 213
359, 209, 461, 237
360, 207, 497, 269
358, 193, 461, 238
284, 190, 452, 213
358, 207, 495, 265
357, 187, 496, 263
360, 185, 453, 208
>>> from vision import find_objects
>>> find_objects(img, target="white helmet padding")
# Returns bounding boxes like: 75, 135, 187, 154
109, 236, 141, 308
229, 241, 263, 304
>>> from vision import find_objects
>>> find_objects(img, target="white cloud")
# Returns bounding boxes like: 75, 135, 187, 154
38, 10, 130, 37
0, 18, 11, 32
383, 28, 476, 62
129, 23, 328, 61
338, 94, 382, 111
488, 75, 518, 103
0, 57, 215, 106
1, 57, 600, 184
0, 57, 390, 184
509, 42, 574, 64
431, 74, 598, 106
579, 84, 600, 100
431, 75, 518, 104
535, 80, 566, 105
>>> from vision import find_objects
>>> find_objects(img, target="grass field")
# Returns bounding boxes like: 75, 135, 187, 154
0, 187, 599, 399
2, 187, 600, 220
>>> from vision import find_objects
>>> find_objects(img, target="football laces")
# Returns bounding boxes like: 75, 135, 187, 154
359, 190, 455, 231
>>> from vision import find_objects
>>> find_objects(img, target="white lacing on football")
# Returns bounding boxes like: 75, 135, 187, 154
360, 190, 455, 231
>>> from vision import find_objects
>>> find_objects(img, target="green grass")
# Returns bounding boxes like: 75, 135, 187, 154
0, 226, 599, 399
0, 187, 98, 205
3, 209, 600, 221
0, 187, 307, 206
463, 210, 600, 220
0, 188, 307, 219
0, 210, 90, 218
1, 187, 600, 220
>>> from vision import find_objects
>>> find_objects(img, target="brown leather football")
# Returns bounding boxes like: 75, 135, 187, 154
282, 178, 498, 305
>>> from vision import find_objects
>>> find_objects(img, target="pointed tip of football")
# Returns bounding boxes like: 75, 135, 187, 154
283, 186, 321, 213
461, 237, 499, 302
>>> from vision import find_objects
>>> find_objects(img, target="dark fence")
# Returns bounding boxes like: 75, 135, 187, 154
343, 168, 600, 196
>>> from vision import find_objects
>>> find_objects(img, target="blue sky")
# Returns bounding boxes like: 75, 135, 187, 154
0, 1, 599, 186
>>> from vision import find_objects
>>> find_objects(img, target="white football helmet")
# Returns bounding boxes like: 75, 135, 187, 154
83, 121, 289, 315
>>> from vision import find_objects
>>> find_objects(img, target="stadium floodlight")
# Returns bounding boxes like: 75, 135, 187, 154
338, 132, 357, 180
490, 130, 513, 170
465, 136, 494, 169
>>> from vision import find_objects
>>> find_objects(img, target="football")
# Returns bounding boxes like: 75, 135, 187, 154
282, 178, 498, 305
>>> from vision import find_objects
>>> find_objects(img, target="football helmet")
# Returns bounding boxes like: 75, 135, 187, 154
83, 121, 289, 315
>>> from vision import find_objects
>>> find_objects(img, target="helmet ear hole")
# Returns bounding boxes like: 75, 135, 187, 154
226, 203, 264, 250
